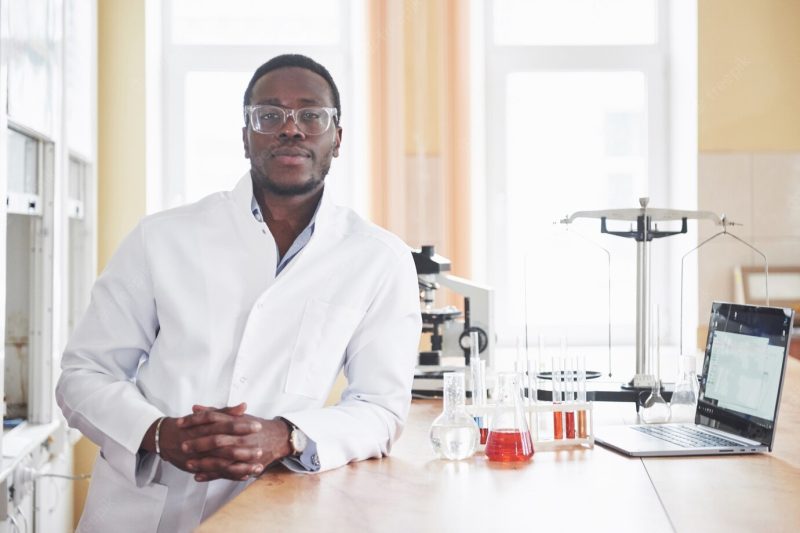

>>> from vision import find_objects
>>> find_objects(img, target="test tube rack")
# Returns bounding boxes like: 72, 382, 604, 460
467, 402, 594, 450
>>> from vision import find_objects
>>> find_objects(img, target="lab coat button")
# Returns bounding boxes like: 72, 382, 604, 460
239, 376, 247, 383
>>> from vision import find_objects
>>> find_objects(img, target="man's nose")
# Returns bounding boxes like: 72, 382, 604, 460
278, 112, 304, 138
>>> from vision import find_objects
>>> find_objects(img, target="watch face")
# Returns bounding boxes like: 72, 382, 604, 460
291, 428, 308, 455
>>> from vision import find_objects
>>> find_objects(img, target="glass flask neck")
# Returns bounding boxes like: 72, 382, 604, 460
443, 372, 467, 414
678, 354, 697, 376
495, 373, 518, 405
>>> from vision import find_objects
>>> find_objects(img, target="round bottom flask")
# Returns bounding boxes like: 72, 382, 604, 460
429, 372, 479, 460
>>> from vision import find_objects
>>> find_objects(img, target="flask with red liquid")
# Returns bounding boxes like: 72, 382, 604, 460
485, 372, 534, 462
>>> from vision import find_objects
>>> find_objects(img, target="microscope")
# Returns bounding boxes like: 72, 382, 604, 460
411, 245, 495, 395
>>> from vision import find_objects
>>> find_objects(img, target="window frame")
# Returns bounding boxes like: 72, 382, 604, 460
478, 0, 677, 348
154, 0, 368, 216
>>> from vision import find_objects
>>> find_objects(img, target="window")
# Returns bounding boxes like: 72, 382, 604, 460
4, 127, 55, 423
155, 0, 367, 215
67, 156, 93, 335
478, 0, 691, 360
492, 0, 658, 46
6, 128, 43, 215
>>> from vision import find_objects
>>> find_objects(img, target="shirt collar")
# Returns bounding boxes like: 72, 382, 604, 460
233, 171, 332, 232
250, 195, 321, 229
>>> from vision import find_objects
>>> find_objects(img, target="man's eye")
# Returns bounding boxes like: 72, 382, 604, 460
301, 111, 321, 120
261, 112, 281, 120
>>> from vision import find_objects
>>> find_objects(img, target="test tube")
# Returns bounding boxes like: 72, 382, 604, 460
521, 345, 535, 431
578, 355, 588, 438
515, 336, 527, 402
536, 335, 548, 440
479, 359, 487, 443
553, 356, 563, 440
565, 357, 576, 439
469, 332, 486, 444
528, 356, 539, 441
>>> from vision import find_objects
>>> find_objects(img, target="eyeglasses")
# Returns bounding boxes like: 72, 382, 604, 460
244, 105, 338, 136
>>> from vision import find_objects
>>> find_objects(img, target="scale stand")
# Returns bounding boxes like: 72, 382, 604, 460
560, 197, 736, 389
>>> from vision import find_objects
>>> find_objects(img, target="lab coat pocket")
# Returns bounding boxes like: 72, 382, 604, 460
78, 454, 168, 533
285, 299, 362, 399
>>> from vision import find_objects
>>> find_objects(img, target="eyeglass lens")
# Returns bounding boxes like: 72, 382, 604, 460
251, 106, 333, 135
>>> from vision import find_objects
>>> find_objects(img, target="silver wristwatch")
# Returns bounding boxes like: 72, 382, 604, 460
283, 419, 308, 457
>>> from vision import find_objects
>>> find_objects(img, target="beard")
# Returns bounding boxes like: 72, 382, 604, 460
251, 166, 327, 196
250, 152, 333, 197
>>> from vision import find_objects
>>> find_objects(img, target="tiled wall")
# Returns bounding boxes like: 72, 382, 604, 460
698, 152, 800, 322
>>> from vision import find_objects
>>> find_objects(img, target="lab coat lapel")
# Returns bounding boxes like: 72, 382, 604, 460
230, 172, 278, 282
270, 182, 338, 280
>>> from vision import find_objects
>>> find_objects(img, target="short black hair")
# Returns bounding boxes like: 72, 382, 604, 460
243, 54, 341, 124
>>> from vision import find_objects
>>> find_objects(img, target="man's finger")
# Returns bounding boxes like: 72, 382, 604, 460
186, 456, 235, 475
182, 434, 245, 454
191, 441, 264, 463
189, 458, 262, 480
192, 402, 247, 416
178, 409, 251, 428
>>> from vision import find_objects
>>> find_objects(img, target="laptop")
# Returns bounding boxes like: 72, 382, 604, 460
596, 302, 795, 457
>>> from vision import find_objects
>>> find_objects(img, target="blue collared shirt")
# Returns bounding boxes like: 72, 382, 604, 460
251, 196, 318, 276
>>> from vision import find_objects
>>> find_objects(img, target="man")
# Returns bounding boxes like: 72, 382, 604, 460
56, 54, 421, 532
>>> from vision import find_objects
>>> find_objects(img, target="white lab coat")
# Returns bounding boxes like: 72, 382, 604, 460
56, 174, 422, 532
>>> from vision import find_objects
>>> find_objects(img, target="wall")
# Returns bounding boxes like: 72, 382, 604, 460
698, 0, 800, 343
699, 0, 800, 151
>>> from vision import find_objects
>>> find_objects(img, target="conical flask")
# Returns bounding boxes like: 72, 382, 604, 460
670, 353, 699, 422
429, 372, 479, 460
485, 372, 534, 462
641, 379, 671, 423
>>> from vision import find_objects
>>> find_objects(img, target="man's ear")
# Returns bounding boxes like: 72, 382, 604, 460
332, 126, 342, 158
242, 127, 250, 159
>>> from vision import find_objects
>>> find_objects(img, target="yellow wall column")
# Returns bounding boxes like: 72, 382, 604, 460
98, 0, 147, 266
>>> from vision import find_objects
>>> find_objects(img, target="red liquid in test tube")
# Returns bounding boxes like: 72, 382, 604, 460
553, 412, 564, 440
566, 359, 576, 439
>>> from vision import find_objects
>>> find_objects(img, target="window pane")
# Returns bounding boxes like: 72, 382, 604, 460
65, 0, 93, 156
183, 72, 252, 205
6, 0, 60, 136
171, 0, 342, 45
493, 0, 657, 46
7, 129, 39, 195
68, 156, 86, 202
501, 71, 648, 343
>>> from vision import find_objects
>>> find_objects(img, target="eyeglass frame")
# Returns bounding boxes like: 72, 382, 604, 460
243, 104, 339, 136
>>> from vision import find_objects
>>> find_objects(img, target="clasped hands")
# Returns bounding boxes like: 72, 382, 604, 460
149, 402, 292, 482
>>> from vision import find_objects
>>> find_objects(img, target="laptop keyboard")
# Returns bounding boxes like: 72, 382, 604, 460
633, 424, 745, 448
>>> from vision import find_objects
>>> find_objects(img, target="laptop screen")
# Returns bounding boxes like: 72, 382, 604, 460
696, 302, 794, 449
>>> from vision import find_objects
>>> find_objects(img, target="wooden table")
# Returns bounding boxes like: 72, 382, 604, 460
198, 359, 800, 533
